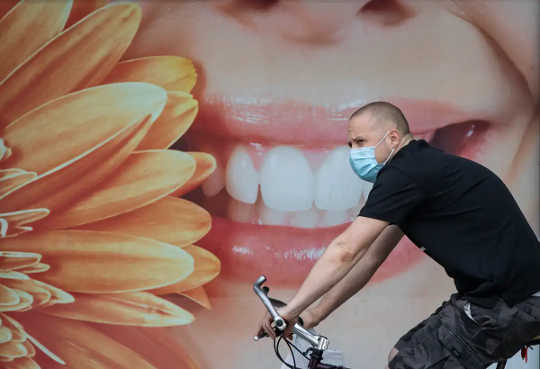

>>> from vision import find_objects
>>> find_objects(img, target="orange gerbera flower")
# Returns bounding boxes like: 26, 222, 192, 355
0, 1, 219, 368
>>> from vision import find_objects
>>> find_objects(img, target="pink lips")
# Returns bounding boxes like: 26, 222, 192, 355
188, 96, 477, 286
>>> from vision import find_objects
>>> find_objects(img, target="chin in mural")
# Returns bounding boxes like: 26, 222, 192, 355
0, 1, 219, 368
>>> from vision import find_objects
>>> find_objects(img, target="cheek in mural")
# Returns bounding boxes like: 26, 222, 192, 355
131, 0, 538, 288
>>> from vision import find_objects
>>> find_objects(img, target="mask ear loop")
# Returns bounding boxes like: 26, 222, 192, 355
375, 131, 390, 147
382, 131, 401, 165
383, 147, 395, 165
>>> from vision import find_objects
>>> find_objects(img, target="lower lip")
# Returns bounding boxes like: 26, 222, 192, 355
196, 216, 425, 286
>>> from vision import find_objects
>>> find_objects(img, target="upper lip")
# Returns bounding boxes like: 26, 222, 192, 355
189, 95, 490, 145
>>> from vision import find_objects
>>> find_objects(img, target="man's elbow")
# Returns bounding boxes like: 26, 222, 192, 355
330, 239, 363, 264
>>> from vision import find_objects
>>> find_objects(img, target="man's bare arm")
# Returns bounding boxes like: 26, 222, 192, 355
307, 225, 403, 324
278, 216, 388, 318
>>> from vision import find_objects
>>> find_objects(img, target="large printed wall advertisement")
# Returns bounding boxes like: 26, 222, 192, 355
0, 1, 538, 368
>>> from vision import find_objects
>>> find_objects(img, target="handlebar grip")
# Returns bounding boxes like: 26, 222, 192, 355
253, 275, 288, 333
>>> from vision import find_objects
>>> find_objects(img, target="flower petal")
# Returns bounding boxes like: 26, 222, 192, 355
0, 326, 12, 344
0, 230, 194, 293
0, 2, 141, 126
0, 209, 50, 238
79, 197, 211, 247
37, 150, 195, 229
35, 280, 74, 307
172, 152, 216, 196
0, 252, 40, 272
0, 314, 25, 343
0, 340, 27, 359
0, 272, 28, 281
0, 290, 32, 312
0, 0, 72, 81
3, 82, 165, 174
2, 280, 51, 308
0, 285, 19, 307
0, 84, 166, 214
0, 139, 12, 162
151, 245, 220, 294
137, 91, 198, 150
15, 314, 158, 369
41, 291, 194, 327
113, 326, 204, 369
0, 170, 36, 199
22, 341, 34, 358
180, 286, 211, 310
65, 0, 109, 28
15, 264, 49, 275
0, 1, 18, 20
2, 357, 39, 369
103, 56, 197, 93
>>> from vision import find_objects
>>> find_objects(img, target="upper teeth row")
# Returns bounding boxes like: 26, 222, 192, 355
202, 145, 373, 212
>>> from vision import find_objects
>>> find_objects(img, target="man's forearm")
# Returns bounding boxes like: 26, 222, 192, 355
309, 225, 403, 322
309, 250, 380, 322
283, 217, 387, 318
283, 239, 365, 317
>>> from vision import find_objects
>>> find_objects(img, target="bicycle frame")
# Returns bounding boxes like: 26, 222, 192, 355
253, 275, 351, 369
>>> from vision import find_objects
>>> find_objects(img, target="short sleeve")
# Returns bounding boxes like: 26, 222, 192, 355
359, 167, 425, 226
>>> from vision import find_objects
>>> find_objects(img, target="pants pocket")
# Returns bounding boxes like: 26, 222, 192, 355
437, 325, 486, 369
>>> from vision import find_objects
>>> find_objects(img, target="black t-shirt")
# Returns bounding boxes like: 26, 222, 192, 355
359, 140, 540, 306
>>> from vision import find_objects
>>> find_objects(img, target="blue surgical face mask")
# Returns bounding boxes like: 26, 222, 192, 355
349, 131, 394, 183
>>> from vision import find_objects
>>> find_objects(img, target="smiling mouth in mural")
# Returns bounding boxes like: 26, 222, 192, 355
181, 96, 488, 285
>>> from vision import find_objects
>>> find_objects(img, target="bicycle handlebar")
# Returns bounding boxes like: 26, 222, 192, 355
253, 275, 329, 351
253, 275, 287, 331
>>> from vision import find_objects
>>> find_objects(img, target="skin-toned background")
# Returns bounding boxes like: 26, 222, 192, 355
123, 0, 539, 368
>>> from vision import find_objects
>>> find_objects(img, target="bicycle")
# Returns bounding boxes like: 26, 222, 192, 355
253, 275, 351, 369
252, 275, 540, 369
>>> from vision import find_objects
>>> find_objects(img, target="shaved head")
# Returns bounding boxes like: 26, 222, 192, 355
349, 101, 410, 135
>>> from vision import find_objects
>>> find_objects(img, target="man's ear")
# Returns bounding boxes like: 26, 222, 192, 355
388, 128, 401, 144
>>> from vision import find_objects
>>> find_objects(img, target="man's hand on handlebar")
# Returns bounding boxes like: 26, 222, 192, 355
256, 306, 322, 340
256, 306, 299, 340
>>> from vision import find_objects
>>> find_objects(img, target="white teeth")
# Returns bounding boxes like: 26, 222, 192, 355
227, 198, 255, 223
315, 146, 365, 210
260, 146, 315, 211
320, 210, 351, 227
203, 140, 373, 227
257, 199, 288, 226
225, 145, 259, 204
290, 208, 319, 229
202, 161, 225, 197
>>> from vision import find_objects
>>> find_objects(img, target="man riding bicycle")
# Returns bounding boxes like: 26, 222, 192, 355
256, 101, 540, 369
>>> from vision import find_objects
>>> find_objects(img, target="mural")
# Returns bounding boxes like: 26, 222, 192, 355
0, 1, 219, 368
0, 1, 537, 368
